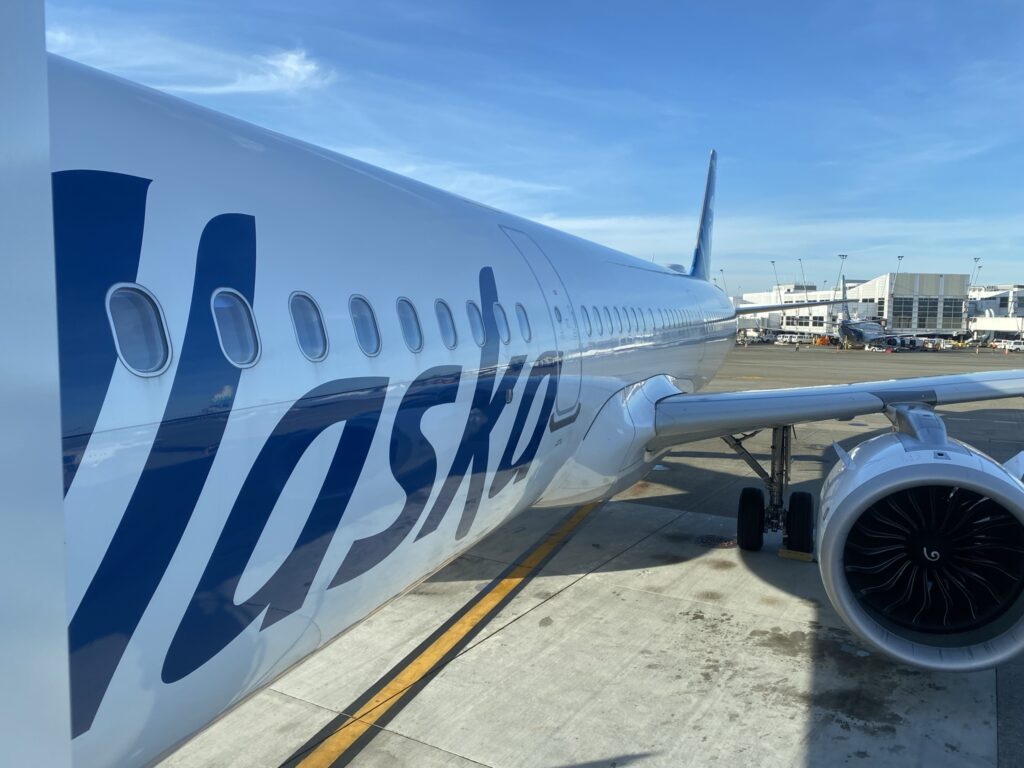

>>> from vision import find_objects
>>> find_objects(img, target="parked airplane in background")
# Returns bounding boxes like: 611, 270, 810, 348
837, 318, 887, 347
6, 32, 1024, 768
830, 280, 964, 349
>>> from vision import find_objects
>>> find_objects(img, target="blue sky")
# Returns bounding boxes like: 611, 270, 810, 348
46, 1, 1024, 295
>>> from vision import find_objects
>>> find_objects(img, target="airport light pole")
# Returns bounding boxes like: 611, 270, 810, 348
719, 268, 729, 295
832, 255, 848, 301
832, 254, 848, 323
770, 260, 782, 303
889, 255, 903, 329
964, 257, 980, 334
798, 258, 809, 302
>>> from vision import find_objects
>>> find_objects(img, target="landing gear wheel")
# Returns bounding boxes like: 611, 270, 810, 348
786, 491, 815, 554
737, 487, 765, 552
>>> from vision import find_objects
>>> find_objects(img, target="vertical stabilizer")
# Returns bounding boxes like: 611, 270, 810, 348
689, 150, 717, 281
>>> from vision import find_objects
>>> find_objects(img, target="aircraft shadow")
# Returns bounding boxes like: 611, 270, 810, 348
429, 407, 1022, 766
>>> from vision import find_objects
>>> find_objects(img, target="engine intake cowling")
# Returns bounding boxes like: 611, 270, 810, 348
818, 430, 1024, 671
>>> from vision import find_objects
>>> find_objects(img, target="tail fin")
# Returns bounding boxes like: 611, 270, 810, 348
689, 150, 716, 281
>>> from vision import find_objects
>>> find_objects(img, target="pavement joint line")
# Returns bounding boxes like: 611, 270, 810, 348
351, 719, 497, 768
281, 501, 604, 768
367, 504, 698, 693
285, 501, 705, 767
394, 503, 697, 669
440, 509, 699, 662
454, 551, 526, 569
267, 687, 344, 717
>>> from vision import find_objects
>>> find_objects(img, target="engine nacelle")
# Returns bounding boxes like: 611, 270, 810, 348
818, 427, 1024, 671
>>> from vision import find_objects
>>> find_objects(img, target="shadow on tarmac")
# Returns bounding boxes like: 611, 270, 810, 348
430, 406, 1021, 766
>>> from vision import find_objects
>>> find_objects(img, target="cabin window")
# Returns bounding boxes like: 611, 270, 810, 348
212, 289, 259, 367
554, 306, 563, 324
614, 306, 623, 333
623, 306, 632, 332
350, 296, 381, 356
435, 300, 457, 349
580, 305, 592, 336
397, 298, 423, 352
603, 306, 613, 334
630, 307, 639, 331
289, 292, 328, 361
467, 301, 486, 346
593, 304, 604, 335
515, 303, 532, 342
107, 284, 170, 375
494, 302, 511, 344
647, 308, 655, 330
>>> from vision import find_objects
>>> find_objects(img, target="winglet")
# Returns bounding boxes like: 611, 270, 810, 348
689, 150, 716, 281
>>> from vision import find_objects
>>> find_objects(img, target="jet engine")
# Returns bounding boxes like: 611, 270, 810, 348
817, 404, 1024, 671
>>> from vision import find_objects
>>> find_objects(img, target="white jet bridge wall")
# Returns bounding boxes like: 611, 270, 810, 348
0, 2, 73, 766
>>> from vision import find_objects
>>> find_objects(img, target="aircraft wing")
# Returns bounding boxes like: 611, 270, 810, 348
733, 298, 849, 315
652, 369, 1024, 447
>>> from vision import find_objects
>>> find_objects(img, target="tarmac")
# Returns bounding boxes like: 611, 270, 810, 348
159, 344, 1024, 768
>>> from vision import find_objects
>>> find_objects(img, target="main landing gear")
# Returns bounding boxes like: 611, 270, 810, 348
723, 425, 815, 554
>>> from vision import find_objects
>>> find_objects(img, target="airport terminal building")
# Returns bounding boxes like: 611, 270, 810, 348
737, 272, 971, 336
967, 284, 1024, 340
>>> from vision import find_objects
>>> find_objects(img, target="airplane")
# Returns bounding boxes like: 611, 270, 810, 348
830, 279, 960, 349
837, 319, 887, 347
4, 16, 1024, 768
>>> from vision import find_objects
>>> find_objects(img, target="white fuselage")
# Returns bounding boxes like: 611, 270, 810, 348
50, 56, 734, 767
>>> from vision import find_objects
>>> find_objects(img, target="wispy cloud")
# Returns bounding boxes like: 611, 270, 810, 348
42, 4, 1024, 294
44, 10, 580, 214
330, 145, 566, 212
166, 50, 333, 95
46, 25, 334, 95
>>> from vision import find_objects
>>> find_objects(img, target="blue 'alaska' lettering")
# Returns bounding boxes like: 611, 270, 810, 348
68, 209, 257, 737
416, 268, 526, 541
330, 366, 462, 587
60, 172, 563, 734
162, 377, 387, 683
53, 170, 150, 495
488, 352, 560, 499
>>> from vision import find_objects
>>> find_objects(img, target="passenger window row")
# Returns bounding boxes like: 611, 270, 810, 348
578, 303, 704, 338
106, 283, 533, 376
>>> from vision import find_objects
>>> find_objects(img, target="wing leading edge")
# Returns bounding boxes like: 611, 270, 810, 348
652, 369, 1024, 448
733, 297, 850, 316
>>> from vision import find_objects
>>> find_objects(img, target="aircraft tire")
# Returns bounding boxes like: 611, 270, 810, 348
737, 487, 765, 552
786, 491, 815, 553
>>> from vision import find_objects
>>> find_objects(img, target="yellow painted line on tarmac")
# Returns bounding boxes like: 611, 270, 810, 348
293, 501, 602, 768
